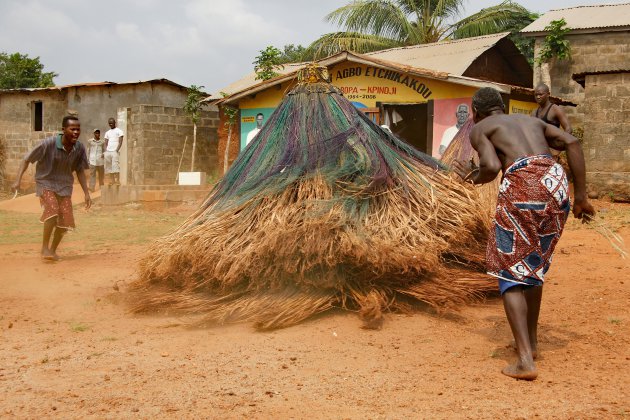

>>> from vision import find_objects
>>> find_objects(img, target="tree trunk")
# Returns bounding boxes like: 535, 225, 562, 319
224, 124, 232, 174
190, 123, 197, 172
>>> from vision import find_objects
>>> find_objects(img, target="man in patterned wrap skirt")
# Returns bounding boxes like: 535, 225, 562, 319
453, 88, 595, 381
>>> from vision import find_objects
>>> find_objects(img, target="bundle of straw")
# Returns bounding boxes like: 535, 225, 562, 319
130, 65, 492, 330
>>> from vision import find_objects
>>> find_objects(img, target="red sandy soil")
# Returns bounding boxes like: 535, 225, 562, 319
0, 201, 628, 419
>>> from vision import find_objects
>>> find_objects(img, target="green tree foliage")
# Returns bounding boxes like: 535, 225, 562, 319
536, 18, 571, 66
305, 0, 536, 59
253, 46, 283, 80
183, 85, 206, 124
183, 85, 207, 172
0, 52, 57, 89
278, 44, 308, 64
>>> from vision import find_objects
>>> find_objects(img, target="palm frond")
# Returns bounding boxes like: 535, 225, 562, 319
304, 32, 404, 59
449, 1, 534, 39
326, 0, 417, 43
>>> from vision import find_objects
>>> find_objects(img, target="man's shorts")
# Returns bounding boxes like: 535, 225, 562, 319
104, 151, 120, 174
40, 190, 75, 229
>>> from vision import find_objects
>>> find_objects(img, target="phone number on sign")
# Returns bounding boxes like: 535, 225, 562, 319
347, 94, 376, 100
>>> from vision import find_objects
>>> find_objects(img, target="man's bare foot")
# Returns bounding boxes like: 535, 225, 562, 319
41, 249, 60, 261
508, 340, 538, 359
502, 362, 538, 380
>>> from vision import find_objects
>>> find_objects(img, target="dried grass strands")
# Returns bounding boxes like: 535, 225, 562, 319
130, 65, 492, 329
583, 214, 628, 259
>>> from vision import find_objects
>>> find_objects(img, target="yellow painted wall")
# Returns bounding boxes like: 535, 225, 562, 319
239, 81, 296, 109
508, 99, 537, 115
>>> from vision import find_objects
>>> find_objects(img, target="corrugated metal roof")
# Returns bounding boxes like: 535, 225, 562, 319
0, 78, 192, 94
364, 32, 510, 75
207, 63, 303, 100
572, 68, 630, 87
210, 33, 511, 100
521, 3, 630, 34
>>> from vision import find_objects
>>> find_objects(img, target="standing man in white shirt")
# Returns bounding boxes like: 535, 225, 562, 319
87, 128, 106, 191
104, 117, 124, 185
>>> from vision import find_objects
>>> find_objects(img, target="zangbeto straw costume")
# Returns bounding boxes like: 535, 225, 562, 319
486, 155, 570, 294
130, 65, 493, 330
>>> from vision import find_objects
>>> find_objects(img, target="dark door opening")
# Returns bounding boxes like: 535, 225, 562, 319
381, 102, 432, 154
33, 101, 43, 132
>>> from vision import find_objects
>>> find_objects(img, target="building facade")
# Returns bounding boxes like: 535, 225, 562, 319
522, 3, 630, 199
213, 34, 540, 169
0, 79, 219, 191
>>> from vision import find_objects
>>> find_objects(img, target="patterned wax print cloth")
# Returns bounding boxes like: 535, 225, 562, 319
40, 189, 75, 229
486, 154, 570, 294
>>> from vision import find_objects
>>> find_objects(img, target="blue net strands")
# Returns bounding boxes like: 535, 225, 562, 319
132, 65, 493, 330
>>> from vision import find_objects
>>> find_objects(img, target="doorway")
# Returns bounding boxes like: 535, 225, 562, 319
380, 102, 433, 154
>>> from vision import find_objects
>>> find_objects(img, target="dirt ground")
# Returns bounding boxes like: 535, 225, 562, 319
0, 197, 629, 419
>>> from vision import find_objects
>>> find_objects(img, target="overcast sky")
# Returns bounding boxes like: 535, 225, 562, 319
0, 0, 625, 93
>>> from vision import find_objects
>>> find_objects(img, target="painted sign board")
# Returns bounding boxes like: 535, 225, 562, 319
508, 99, 538, 115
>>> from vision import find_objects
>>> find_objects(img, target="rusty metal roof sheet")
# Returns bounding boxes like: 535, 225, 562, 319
0, 78, 192, 93
521, 3, 630, 34
207, 63, 304, 100
572, 68, 630, 87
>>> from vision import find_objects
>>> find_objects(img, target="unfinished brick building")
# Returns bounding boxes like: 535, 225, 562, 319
522, 4, 630, 200
0, 79, 219, 192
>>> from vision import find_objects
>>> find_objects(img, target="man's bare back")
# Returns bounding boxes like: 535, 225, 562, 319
471, 113, 553, 171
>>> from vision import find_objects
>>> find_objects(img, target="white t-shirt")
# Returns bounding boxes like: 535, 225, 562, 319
87, 138, 106, 166
246, 128, 261, 145
105, 127, 124, 152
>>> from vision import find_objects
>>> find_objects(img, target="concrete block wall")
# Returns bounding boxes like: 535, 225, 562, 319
533, 30, 630, 130
583, 72, 630, 201
0, 81, 198, 191
0, 91, 68, 191
126, 104, 220, 186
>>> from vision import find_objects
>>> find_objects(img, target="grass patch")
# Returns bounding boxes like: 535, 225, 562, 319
608, 317, 622, 325
0, 207, 188, 249
101, 336, 118, 342
70, 322, 90, 332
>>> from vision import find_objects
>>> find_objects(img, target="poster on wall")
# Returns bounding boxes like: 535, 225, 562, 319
432, 97, 472, 158
240, 108, 275, 149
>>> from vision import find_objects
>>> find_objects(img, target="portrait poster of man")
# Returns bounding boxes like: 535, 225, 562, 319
240, 108, 275, 150
432, 98, 472, 157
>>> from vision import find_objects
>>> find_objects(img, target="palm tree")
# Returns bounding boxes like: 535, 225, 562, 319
305, 0, 536, 59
